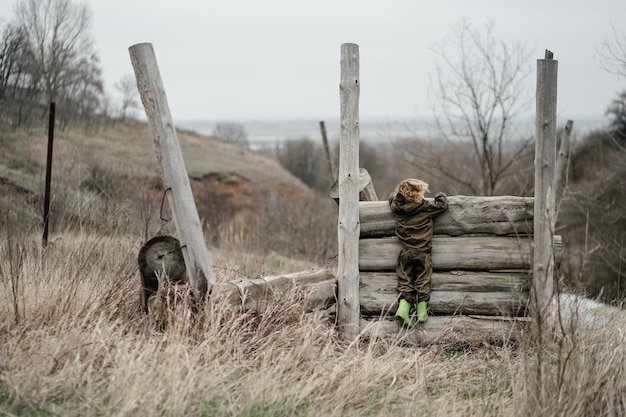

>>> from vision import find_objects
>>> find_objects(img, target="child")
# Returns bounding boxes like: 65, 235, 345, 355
388, 179, 448, 327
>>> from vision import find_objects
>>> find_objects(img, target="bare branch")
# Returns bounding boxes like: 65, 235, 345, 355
425, 18, 532, 195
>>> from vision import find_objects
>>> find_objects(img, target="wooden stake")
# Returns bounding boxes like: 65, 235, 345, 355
337, 43, 361, 342
129, 43, 215, 298
533, 50, 558, 320
555, 119, 574, 199
319, 121, 336, 184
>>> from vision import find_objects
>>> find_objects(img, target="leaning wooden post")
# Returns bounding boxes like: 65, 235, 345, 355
555, 119, 574, 199
337, 43, 361, 342
129, 43, 215, 298
533, 50, 558, 321
319, 121, 336, 184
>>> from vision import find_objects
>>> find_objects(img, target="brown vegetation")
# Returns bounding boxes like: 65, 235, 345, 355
0, 112, 625, 415
557, 128, 626, 302
1, 232, 625, 416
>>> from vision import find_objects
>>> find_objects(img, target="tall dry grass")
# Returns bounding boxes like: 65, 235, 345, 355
1, 231, 625, 416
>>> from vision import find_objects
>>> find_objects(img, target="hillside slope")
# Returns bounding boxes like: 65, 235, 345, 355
0, 117, 311, 235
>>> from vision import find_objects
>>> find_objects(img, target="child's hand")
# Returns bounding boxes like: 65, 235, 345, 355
434, 192, 448, 207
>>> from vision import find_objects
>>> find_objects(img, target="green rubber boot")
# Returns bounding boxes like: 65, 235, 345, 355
395, 298, 413, 328
417, 301, 428, 323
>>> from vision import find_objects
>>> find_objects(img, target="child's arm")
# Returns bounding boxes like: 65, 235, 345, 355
422, 192, 448, 216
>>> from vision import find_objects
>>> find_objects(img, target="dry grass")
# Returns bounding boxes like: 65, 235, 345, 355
1, 117, 624, 415
1, 232, 625, 417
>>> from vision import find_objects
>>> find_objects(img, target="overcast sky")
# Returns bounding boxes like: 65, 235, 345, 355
2, 0, 625, 124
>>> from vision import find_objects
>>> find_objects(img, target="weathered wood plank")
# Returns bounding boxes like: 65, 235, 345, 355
533, 52, 558, 318
129, 43, 214, 297
360, 195, 534, 238
336, 43, 361, 342
360, 287, 529, 316
214, 269, 336, 313
331, 168, 378, 202
360, 271, 531, 293
359, 235, 562, 272
360, 316, 528, 344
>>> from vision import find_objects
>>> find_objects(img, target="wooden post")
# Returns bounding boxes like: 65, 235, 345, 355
319, 121, 336, 184
555, 119, 574, 198
337, 43, 361, 341
533, 50, 558, 320
129, 43, 215, 298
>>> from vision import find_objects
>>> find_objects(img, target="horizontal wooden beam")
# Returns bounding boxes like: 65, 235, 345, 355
214, 269, 336, 313
360, 195, 534, 238
360, 271, 531, 293
360, 271, 529, 316
359, 235, 561, 272
360, 316, 528, 345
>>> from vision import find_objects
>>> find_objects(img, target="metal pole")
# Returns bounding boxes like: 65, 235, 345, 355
43, 102, 55, 248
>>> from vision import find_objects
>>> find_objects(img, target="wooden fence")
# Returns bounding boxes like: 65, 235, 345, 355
335, 46, 561, 343
131, 42, 561, 345
358, 196, 562, 344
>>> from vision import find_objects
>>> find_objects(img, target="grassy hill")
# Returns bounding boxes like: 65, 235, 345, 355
0, 117, 308, 204
0, 116, 337, 263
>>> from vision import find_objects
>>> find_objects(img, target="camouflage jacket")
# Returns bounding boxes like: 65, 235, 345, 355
388, 192, 448, 253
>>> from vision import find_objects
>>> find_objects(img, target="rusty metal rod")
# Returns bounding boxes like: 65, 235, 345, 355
42, 102, 55, 248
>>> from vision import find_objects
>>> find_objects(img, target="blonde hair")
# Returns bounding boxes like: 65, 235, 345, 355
394, 178, 429, 203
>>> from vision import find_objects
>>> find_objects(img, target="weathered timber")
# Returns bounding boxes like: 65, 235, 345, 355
360, 316, 528, 344
359, 236, 562, 271
533, 51, 558, 318
129, 43, 214, 297
319, 121, 336, 184
555, 120, 573, 197
359, 195, 534, 238
361, 290, 528, 316
330, 168, 378, 202
360, 271, 531, 293
360, 268, 530, 319
214, 269, 336, 313
337, 42, 361, 341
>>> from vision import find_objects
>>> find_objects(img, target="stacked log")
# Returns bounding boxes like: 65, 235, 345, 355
357, 196, 560, 343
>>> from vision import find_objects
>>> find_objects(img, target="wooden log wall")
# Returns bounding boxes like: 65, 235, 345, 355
358, 195, 562, 343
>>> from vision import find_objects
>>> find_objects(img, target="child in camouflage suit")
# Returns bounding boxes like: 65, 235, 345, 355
388, 179, 448, 327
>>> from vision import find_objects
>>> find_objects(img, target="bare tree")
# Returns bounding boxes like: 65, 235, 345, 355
12, 0, 103, 124
410, 19, 533, 196
212, 122, 250, 148
114, 74, 140, 120
598, 26, 626, 137
0, 23, 25, 102
0, 20, 42, 126
597, 25, 626, 78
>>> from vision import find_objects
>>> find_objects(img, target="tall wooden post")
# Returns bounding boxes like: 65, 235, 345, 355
533, 50, 558, 320
337, 43, 361, 341
129, 43, 215, 298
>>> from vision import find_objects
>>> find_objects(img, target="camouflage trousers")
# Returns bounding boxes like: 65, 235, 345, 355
396, 248, 432, 303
